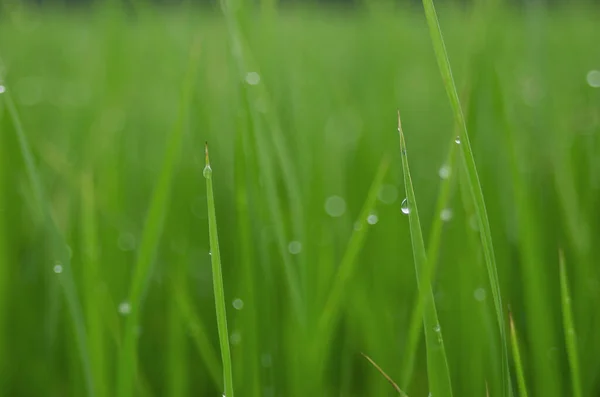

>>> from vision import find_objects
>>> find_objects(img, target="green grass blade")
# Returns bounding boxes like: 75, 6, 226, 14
401, 132, 457, 389
204, 143, 235, 397
317, 156, 390, 338
3, 90, 96, 397
417, 2, 511, 394
509, 312, 529, 397
559, 250, 583, 397
175, 287, 223, 387
81, 172, 108, 397
398, 113, 453, 397
116, 41, 201, 397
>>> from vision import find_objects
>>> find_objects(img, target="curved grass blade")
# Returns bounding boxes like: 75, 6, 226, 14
417, 1, 511, 394
398, 113, 453, 397
116, 40, 201, 397
559, 250, 583, 397
509, 311, 529, 397
362, 353, 409, 397
204, 143, 235, 397
3, 90, 96, 397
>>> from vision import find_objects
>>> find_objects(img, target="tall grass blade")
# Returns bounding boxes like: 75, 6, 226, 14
204, 142, 235, 397
3, 90, 95, 397
116, 41, 201, 397
417, 1, 511, 394
401, 134, 457, 388
398, 112, 453, 397
509, 312, 529, 397
559, 250, 583, 397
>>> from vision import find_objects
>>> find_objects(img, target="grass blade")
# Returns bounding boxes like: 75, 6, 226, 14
509, 312, 529, 397
116, 41, 201, 397
317, 156, 390, 339
3, 89, 96, 397
362, 353, 409, 397
204, 142, 235, 397
398, 113, 453, 397
559, 250, 583, 397
417, 1, 511, 394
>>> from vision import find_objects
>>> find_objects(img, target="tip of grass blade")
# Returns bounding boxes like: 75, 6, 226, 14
205, 141, 210, 166
361, 353, 408, 397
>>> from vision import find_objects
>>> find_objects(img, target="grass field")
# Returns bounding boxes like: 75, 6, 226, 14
1, 1, 600, 396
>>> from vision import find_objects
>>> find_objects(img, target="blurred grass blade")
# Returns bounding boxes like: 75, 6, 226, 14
116, 41, 201, 397
81, 172, 108, 397
559, 250, 583, 397
398, 112, 453, 397
204, 143, 235, 397
362, 353, 409, 397
417, 0, 511, 394
509, 312, 528, 397
401, 130, 457, 388
317, 156, 390, 339
3, 90, 96, 397
175, 286, 223, 387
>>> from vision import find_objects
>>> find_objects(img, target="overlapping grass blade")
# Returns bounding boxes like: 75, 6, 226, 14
204, 143, 235, 397
509, 312, 529, 397
559, 250, 583, 397
398, 113, 453, 397
116, 41, 201, 397
3, 90, 95, 397
417, 1, 511, 394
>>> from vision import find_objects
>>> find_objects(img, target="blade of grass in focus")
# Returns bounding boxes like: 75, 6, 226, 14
401, 130, 457, 389
204, 142, 235, 397
509, 312, 529, 397
417, 1, 511, 394
398, 112, 453, 397
3, 89, 96, 397
116, 40, 201, 397
559, 250, 583, 397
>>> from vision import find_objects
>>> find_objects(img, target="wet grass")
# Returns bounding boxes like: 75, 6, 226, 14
1, 3, 600, 396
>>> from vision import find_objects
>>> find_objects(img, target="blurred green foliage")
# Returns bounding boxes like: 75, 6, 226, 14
1, 2, 600, 397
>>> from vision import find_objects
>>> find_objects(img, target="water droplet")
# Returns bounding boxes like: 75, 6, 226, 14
586, 70, 600, 88
203, 164, 212, 179
53, 261, 63, 274
440, 209, 453, 222
261, 353, 273, 367
434, 324, 441, 332
438, 164, 451, 180
288, 240, 302, 255
474, 288, 487, 302
232, 298, 244, 310
353, 221, 363, 231
378, 184, 398, 204
367, 213, 379, 225
209, 251, 212, 256
0, 85, 5, 94
118, 232, 136, 252
324, 195, 346, 217
245, 72, 261, 86
230, 331, 242, 345
454, 136, 461, 144
401, 198, 410, 215
118, 301, 131, 315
